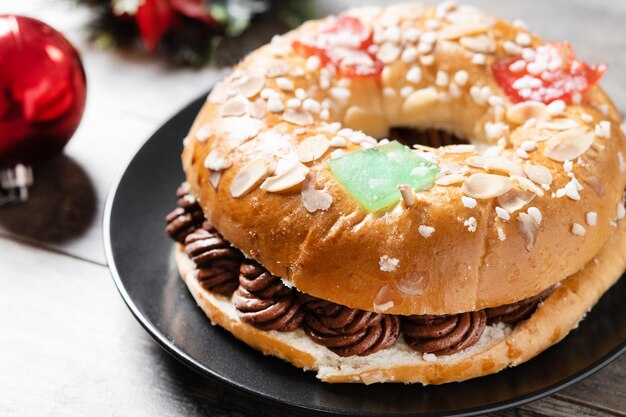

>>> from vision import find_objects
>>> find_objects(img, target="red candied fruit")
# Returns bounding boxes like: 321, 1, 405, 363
492, 42, 606, 104
292, 15, 382, 78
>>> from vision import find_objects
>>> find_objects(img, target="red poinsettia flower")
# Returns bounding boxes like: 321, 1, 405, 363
135, 0, 219, 51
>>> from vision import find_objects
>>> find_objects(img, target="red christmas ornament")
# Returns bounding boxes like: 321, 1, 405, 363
0, 15, 86, 202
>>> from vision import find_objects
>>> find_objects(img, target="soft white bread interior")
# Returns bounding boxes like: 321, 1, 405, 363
175, 221, 626, 384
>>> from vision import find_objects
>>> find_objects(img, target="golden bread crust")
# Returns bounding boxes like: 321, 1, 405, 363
182, 3, 626, 315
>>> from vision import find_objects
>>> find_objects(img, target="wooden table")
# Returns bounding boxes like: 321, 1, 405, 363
2, 1, 625, 415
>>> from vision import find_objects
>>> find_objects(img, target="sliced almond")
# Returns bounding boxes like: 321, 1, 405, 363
543, 127, 595, 162
517, 212, 539, 251
497, 188, 535, 213
343, 106, 389, 138
208, 171, 222, 190
441, 162, 469, 175
537, 119, 580, 131
230, 76, 265, 98
207, 82, 231, 104
397, 184, 415, 206
260, 160, 309, 192
247, 99, 267, 119
301, 188, 333, 212
439, 23, 489, 40
230, 158, 270, 198
460, 34, 495, 53
203, 150, 232, 171
298, 135, 330, 163
506, 101, 549, 124
483, 157, 524, 176
462, 173, 513, 199
465, 155, 486, 168
446, 5, 494, 27
283, 108, 314, 126
220, 97, 248, 117
524, 164, 553, 186
402, 87, 439, 116
444, 144, 475, 154
585, 175, 606, 197
435, 173, 466, 186
510, 175, 545, 197
219, 116, 263, 144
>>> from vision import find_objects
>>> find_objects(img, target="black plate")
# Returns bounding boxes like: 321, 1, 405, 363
104, 93, 626, 417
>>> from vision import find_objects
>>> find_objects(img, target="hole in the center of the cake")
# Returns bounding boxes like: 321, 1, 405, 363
388, 127, 469, 149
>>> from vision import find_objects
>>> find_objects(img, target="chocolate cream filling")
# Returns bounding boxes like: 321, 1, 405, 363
166, 184, 555, 357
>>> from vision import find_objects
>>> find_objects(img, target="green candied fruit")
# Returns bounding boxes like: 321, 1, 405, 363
328, 140, 439, 212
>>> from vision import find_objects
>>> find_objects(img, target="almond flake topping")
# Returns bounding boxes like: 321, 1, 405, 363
220, 97, 248, 117
301, 187, 333, 212
527, 207, 542, 225
402, 87, 439, 114
208, 171, 222, 189
435, 173, 466, 186
460, 34, 495, 53
219, 116, 263, 145
260, 160, 309, 192
482, 157, 524, 176
283, 108, 314, 126
617, 202, 625, 220
465, 155, 485, 168
439, 22, 489, 40
462, 173, 513, 199
395, 184, 415, 207
297, 135, 330, 163
537, 119, 580, 131
203, 150, 232, 171
230, 76, 265, 98
497, 188, 535, 213
524, 164, 553, 186
543, 127, 595, 162
518, 212, 539, 251
230, 158, 270, 198
444, 144, 475, 154
506, 101, 549, 124
510, 175, 544, 197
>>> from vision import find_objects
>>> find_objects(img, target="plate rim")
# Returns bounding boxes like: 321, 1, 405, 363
102, 93, 626, 417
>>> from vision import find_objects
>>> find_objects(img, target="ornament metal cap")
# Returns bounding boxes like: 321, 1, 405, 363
0, 164, 33, 204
